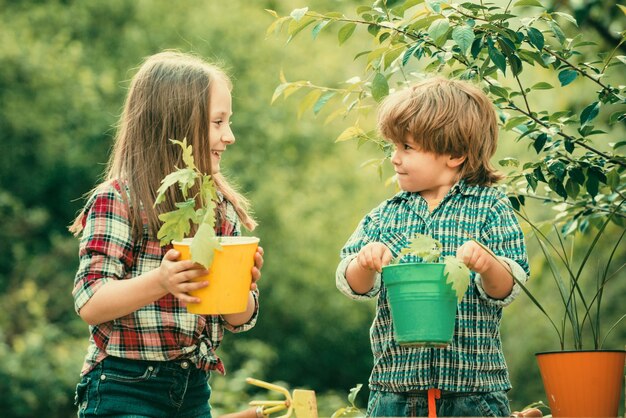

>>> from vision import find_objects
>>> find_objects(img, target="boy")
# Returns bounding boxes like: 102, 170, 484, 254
336, 77, 529, 416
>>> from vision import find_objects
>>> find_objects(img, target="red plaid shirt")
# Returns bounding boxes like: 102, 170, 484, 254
73, 180, 258, 375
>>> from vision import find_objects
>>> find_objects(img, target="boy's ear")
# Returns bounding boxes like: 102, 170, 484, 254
447, 155, 466, 168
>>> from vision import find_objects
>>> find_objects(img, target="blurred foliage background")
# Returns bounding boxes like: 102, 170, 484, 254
0, 0, 623, 417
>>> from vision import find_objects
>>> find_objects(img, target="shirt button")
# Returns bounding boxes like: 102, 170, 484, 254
180, 360, 189, 369
148, 366, 154, 372
100, 374, 106, 381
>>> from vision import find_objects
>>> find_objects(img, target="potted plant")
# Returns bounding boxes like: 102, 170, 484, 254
382, 233, 470, 347
267, 1, 625, 414
155, 138, 259, 314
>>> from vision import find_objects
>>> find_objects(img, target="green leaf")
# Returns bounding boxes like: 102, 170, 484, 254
338, 22, 357, 45
155, 168, 197, 205
427, 18, 450, 45
443, 256, 470, 303
313, 91, 335, 115
398, 234, 442, 262
488, 44, 507, 75
533, 133, 547, 153
489, 84, 509, 99
297, 90, 322, 118
336, 126, 364, 142
526, 27, 545, 50
553, 12, 578, 26
606, 169, 620, 191
568, 167, 585, 185
548, 177, 568, 199
564, 178, 580, 199
452, 25, 474, 55
311, 20, 330, 39
290, 7, 308, 22
190, 223, 222, 268
514, 0, 544, 7
580, 101, 600, 127
371, 73, 389, 102
530, 82, 553, 90
156, 199, 197, 245
586, 170, 599, 197
558, 69, 578, 86
347, 384, 363, 406
548, 20, 566, 44
499, 157, 519, 167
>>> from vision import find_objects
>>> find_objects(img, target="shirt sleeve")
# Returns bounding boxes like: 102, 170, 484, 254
336, 206, 383, 300
474, 194, 530, 307
72, 183, 135, 313
221, 289, 259, 333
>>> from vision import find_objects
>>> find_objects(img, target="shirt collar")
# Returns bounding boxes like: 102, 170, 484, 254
390, 178, 483, 203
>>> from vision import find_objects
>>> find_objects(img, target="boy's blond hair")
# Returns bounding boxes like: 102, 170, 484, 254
378, 77, 503, 186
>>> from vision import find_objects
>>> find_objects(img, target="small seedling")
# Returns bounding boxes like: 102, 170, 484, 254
395, 233, 470, 303
154, 138, 221, 268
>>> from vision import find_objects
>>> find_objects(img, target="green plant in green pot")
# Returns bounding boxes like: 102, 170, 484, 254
382, 233, 470, 347
268, 0, 626, 414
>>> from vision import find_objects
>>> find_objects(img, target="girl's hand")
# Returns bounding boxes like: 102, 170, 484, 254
158, 249, 209, 303
250, 246, 264, 291
356, 242, 392, 273
456, 241, 494, 274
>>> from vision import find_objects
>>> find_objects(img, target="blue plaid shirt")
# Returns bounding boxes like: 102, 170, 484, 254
336, 180, 529, 393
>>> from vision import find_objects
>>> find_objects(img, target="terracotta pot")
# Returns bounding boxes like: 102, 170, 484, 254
535, 350, 625, 417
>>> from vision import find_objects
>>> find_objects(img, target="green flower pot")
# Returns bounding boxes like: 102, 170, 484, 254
383, 263, 457, 347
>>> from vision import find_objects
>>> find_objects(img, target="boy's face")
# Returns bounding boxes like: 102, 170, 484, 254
391, 135, 461, 197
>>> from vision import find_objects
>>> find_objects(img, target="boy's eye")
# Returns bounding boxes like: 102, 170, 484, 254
403, 143, 412, 150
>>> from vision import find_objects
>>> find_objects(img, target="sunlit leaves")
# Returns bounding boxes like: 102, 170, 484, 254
371, 73, 389, 102
338, 22, 357, 45
558, 69, 578, 86
526, 27, 544, 50
427, 18, 450, 46
452, 25, 474, 55
443, 256, 471, 303
580, 101, 600, 127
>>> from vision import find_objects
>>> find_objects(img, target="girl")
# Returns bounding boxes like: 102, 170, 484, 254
70, 51, 264, 417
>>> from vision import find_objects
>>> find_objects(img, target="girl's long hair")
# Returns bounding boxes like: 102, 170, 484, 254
70, 51, 256, 238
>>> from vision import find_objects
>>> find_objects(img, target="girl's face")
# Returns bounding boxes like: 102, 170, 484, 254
208, 79, 235, 174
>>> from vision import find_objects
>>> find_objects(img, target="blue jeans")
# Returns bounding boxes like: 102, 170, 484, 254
367, 389, 511, 417
74, 356, 212, 418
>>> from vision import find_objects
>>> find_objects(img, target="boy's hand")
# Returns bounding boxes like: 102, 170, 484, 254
456, 240, 495, 274
356, 242, 392, 273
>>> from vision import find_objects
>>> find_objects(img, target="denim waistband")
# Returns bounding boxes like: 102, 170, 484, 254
102, 355, 199, 373
406, 389, 487, 398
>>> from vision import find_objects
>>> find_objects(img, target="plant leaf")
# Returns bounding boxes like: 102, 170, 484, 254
338, 22, 357, 45
155, 168, 197, 205
190, 223, 222, 268
558, 69, 578, 86
398, 233, 441, 262
156, 199, 196, 245
580, 101, 600, 127
443, 256, 470, 303
452, 25, 474, 55
371, 73, 389, 102
427, 18, 450, 45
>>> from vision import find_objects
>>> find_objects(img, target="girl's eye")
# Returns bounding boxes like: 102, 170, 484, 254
213, 120, 223, 126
